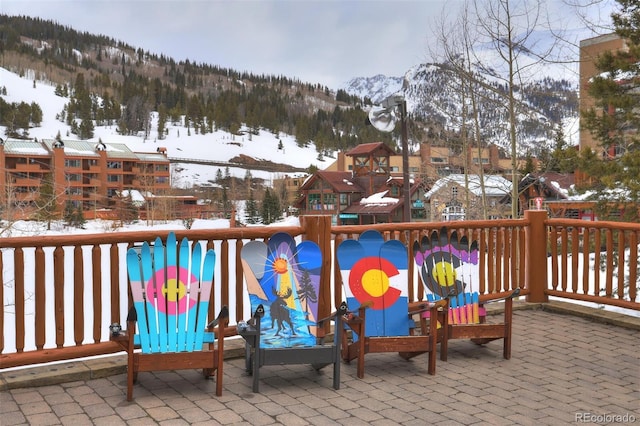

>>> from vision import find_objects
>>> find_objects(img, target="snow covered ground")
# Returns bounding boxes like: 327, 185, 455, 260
1, 66, 333, 188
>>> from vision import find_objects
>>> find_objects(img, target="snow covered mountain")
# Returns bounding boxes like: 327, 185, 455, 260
343, 27, 584, 152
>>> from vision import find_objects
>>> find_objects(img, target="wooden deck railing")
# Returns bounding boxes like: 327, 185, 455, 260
1, 210, 638, 369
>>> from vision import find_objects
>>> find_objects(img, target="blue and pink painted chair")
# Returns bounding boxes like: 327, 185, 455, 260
113, 232, 228, 401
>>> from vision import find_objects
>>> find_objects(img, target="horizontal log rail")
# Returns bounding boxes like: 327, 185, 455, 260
0, 211, 638, 369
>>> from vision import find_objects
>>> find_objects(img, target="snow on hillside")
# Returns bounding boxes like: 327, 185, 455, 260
0, 67, 332, 188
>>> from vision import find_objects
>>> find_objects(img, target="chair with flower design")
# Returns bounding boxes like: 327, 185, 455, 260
336, 230, 444, 379
413, 227, 520, 362
238, 232, 346, 392
111, 231, 228, 401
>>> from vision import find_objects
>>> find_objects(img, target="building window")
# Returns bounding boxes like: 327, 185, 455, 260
472, 158, 489, 164
442, 205, 465, 221
155, 164, 169, 172
430, 157, 448, 164
107, 161, 122, 169
66, 173, 81, 182
65, 159, 81, 168
411, 208, 426, 219
452, 186, 458, 199
390, 186, 399, 196
323, 193, 336, 210
107, 174, 120, 182
308, 193, 321, 210
340, 193, 348, 206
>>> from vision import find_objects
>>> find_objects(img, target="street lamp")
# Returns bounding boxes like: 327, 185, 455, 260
369, 94, 411, 223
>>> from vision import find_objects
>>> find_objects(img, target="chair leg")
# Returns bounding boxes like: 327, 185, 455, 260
127, 353, 135, 401
356, 336, 366, 379
503, 298, 513, 359
440, 309, 449, 362
252, 348, 260, 393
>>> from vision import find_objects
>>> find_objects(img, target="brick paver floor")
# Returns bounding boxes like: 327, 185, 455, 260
1, 309, 639, 425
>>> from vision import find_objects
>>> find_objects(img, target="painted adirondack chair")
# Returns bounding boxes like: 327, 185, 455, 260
413, 227, 520, 361
238, 232, 346, 392
112, 232, 229, 401
337, 230, 443, 379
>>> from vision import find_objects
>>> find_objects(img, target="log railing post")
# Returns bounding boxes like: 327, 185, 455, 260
301, 215, 334, 333
525, 209, 549, 303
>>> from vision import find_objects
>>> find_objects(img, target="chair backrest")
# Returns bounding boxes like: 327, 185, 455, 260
337, 230, 410, 337
241, 232, 322, 348
413, 227, 481, 325
126, 231, 216, 353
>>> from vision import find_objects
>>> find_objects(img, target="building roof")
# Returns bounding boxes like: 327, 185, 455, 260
345, 142, 396, 156
1, 138, 49, 156
41, 139, 100, 157
342, 190, 402, 215
300, 171, 365, 193
424, 174, 512, 199
104, 143, 138, 160
135, 152, 170, 162
519, 173, 573, 200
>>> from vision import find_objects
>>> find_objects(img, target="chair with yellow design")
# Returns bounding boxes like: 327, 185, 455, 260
111, 231, 228, 401
413, 227, 520, 362
337, 230, 444, 379
238, 232, 346, 392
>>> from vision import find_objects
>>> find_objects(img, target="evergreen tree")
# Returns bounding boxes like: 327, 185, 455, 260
580, 0, 640, 221
34, 173, 57, 230
63, 200, 75, 226
157, 104, 167, 140
64, 200, 86, 228
261, 188, 281, 224
30, 102, 43, 125
73, 206, 87, 229
245, 189, 259, 224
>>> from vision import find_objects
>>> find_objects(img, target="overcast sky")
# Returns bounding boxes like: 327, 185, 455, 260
2, 0, 616, 89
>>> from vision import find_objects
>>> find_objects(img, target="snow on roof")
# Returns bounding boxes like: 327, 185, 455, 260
41, 139, 100, 157
118, 189, 146, 207
360, 190, 399, 205
425, 174, 512, 199
135, 152, 170, 162
2, 139, 49, 155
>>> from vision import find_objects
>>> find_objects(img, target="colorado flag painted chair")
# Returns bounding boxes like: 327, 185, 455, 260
112, 231, 228, 401
337, 230, 443, 379
238, 232, 345, 392
413, 227, 519, 361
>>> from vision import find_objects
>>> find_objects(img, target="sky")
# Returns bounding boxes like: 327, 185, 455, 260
1, 0, 617, 89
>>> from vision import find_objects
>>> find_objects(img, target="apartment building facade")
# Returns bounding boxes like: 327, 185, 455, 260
0, 138, 170, 220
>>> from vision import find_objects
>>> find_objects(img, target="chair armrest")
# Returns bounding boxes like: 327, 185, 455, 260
207, 306, 230, 329
478, 288, 521, 305
409, 299, 447, 315
317, 302, 348, 325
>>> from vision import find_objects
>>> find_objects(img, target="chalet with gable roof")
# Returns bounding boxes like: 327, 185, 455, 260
424, 174, 512, 221
295, 142, 427, 224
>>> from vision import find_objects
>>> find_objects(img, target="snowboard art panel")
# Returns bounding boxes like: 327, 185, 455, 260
241, 232, 322, 348
337, 230, 410, 337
